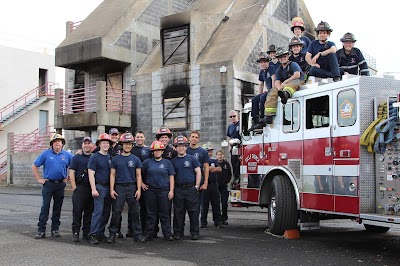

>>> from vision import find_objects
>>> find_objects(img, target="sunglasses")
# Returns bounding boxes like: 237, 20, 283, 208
229, 115, 236, 118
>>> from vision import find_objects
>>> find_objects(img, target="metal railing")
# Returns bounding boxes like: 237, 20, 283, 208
106, 86, 132, 112
59, 86, 97, 114
0, 149, 7, 176
0, 82, 58, 125
10, 126, 53, 153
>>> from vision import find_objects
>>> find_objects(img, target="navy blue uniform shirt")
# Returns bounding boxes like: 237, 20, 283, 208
70, 153, 91, 185
187, 146, 210, 173
307, 40, 336, 62
217, 160, 232, 187
259, 67, 275, 90
226, 121, 241, 140
33, 149, 72, 180
142, 158, 175, 189
275, 61, 304, 81
171, 154, 201, 184
111, 154, 142, 184
131, 145, 150, 162
289, 53, 309, 72
300, 36, 311, 53
208, 158, 220, 183
88, 152, 111, 183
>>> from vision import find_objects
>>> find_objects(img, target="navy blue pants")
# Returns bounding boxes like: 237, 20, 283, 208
309, 53, 340, 78
173, 186, 199, 236
145, 188, 172, 238
89, 184, 112, 236
38, 181, 66, 233
108, 184, 143, 239
72, 184, 93, 236
251, 92, 268, 119
218, 185, 229, 222
201, 183, 222, 226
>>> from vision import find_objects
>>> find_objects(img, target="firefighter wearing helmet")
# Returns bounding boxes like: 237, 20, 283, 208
171, 134, 202, 240
107, 132, 146, 243
141, 140, 176, 241
257, 46, 305, 127
336, 32, 370, 76
32, 132, 72, 239
291, 16, 310, 53
289, 37, 310, 73
155, 126, 177, 160
305, 21, 341, 82
93, 128, 122, 159
200, 143, 224, 229
87, 132, 114, 244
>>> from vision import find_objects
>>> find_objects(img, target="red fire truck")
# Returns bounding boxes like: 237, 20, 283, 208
230, 75, 400, 235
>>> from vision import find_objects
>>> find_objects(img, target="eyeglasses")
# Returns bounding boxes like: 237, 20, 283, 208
229, 115, 236, 118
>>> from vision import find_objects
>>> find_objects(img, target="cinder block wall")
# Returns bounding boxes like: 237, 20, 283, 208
11, 151, 43, 187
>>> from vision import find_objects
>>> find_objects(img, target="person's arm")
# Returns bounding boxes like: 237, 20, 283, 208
201, 162, 209, 190
357, 50, 370, 76
110, 168, 117, 199
275, 80, 282, 90
32, 164, 46, 185
210, 165, 222, 173
69, 169, 77, 190
88, 169, 99, 197
282, 71, 301, 86
258, 81, 264, 94
321, 45, 336, 56
135, 168, 142, 201
195, 167, 201, 189
168, 175, 174, 200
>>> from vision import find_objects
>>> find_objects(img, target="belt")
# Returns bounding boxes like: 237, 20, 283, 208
175, 183, 195, 189
116, 182, 135, 187
95, 181, 110, 186
45, 179, 64, 184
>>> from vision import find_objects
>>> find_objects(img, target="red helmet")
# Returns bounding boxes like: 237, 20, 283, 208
150, 141, 166, 151
156, 126, 172, 139
173, 135, 188, 146
119, 132, 134, 144
96, 133, 113, 146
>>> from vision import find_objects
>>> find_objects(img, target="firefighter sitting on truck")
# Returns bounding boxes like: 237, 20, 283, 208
255, 47, 305, 126
336, 32, 370, 76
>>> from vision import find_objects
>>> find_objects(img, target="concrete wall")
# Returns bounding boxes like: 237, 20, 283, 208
0, 45, 55, 108
11, 151, 43, 186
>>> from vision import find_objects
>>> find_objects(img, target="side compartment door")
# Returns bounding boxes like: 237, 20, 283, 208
301, 91, 335, 212
332, 87, 360, 214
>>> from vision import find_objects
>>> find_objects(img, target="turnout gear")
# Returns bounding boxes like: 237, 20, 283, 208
315, 21, 333, 33
291, 17, 305, 32
156, 126, 172, 139
150, 141, 166, 151
340, 32, 356, 43
49, 133, 65, 146
119, 132, 134, 144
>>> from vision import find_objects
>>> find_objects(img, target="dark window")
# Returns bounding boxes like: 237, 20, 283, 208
163, 84, 190, 130
162, 25, 190, 66
337, 89, 357, 127
306, 95, 330, 129
282, 100, 300, 132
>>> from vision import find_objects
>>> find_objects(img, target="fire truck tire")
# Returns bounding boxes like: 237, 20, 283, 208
363, 224, 390, 233
268, 175, 298, 235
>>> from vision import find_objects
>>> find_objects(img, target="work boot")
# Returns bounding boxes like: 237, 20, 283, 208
191, 234, 199, 240
135, 235, 146, 243
164, 235, 174, 241
125, 231, 133, 238
72, 232, 79, 242
222, 220, 229, 225
51, 231, 61, 238
248, 117, 259, 131
88, 234, 99, 245
333, 76, 342, 82
283, 117, 291, 125
107, 234, 116, 244
278, 90, 290, 105
35, 232, 45, 239
116, 231, 123, 238
173, 234, 182, 240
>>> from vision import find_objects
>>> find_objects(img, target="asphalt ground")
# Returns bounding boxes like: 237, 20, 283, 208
1, 186, 400, 265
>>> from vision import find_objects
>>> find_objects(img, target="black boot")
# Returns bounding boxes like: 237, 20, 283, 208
278, 91, 290, 105
249, 116, 259, 131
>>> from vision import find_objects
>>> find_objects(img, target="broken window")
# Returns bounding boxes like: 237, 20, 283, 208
162, 25, 190, 66
163, 84, 190, 130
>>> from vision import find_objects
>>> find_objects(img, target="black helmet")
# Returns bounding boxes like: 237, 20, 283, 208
288, 37, 304, 48
256, 52, 271, 63
340, 32, 356, 43
315, 21, 333, 33
266, 44, 277, 54
275, 47, 289, 58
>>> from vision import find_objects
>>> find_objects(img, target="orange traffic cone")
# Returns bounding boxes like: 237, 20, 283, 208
283, 229, 300, 239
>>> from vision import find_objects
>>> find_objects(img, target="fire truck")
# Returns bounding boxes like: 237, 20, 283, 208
230, 75, 400, 235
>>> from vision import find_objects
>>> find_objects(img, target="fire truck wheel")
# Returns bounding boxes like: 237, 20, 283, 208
363, 224, 390, 233
268, 175, 298, 235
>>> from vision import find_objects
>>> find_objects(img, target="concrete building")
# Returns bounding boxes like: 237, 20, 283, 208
55, 0, 316, 150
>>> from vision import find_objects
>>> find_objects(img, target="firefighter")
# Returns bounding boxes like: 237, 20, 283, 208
69, 137, 94, 242
289, 37, 310, 73
291, 17, 311, 53
107, 132, 145, 243
249, 52, 274, 131
200, 143, 223, 228
267, 44, 280, 75
336, 32, 370, 76
142, 141, 175, 241
129, 130, 151, 237
87, 133, 113, 245
306, 21, 341, 82
257, 47, 304, 126
227, 110, 241, 186
171, 135, 201, 240
216, 150, 232, 225
32, 133, 72, 239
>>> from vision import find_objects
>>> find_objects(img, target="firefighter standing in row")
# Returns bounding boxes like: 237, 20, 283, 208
336, 32, 370, 76
87, 133, 113, 245
201, 143, 223, 228
107, 132, 145, 243
142, 141, 175, 241
216, 150, 232, 225
69, 136, 93, 242
130, 130, 151, 237
171, 135, 201, 240
32, 133, 72, 239
259, 47, 305, 125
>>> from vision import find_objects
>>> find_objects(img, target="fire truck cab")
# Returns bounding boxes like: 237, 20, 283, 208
230, 75, 400, 235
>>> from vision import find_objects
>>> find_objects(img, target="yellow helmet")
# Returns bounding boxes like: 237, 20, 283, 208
49, 133, 65, 146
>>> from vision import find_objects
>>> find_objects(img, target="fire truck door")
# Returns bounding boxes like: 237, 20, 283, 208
302, 92, 334, 212
332, 87, 360, 214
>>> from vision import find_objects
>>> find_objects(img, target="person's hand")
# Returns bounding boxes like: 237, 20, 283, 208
141, 183, 149, 191
168, 190, 174, 200
76, 149, 82, 155
92, 189, 99, 198
200, 183, 208, 190
37, 178, 46, 185
110, 190, 118, 199
135, 190, 141, 201
71, 185, 77, 191
63, 177, 69, 183
313, 63, 320, 68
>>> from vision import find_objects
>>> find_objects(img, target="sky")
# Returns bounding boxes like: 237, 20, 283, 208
0, 0, 399, 85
